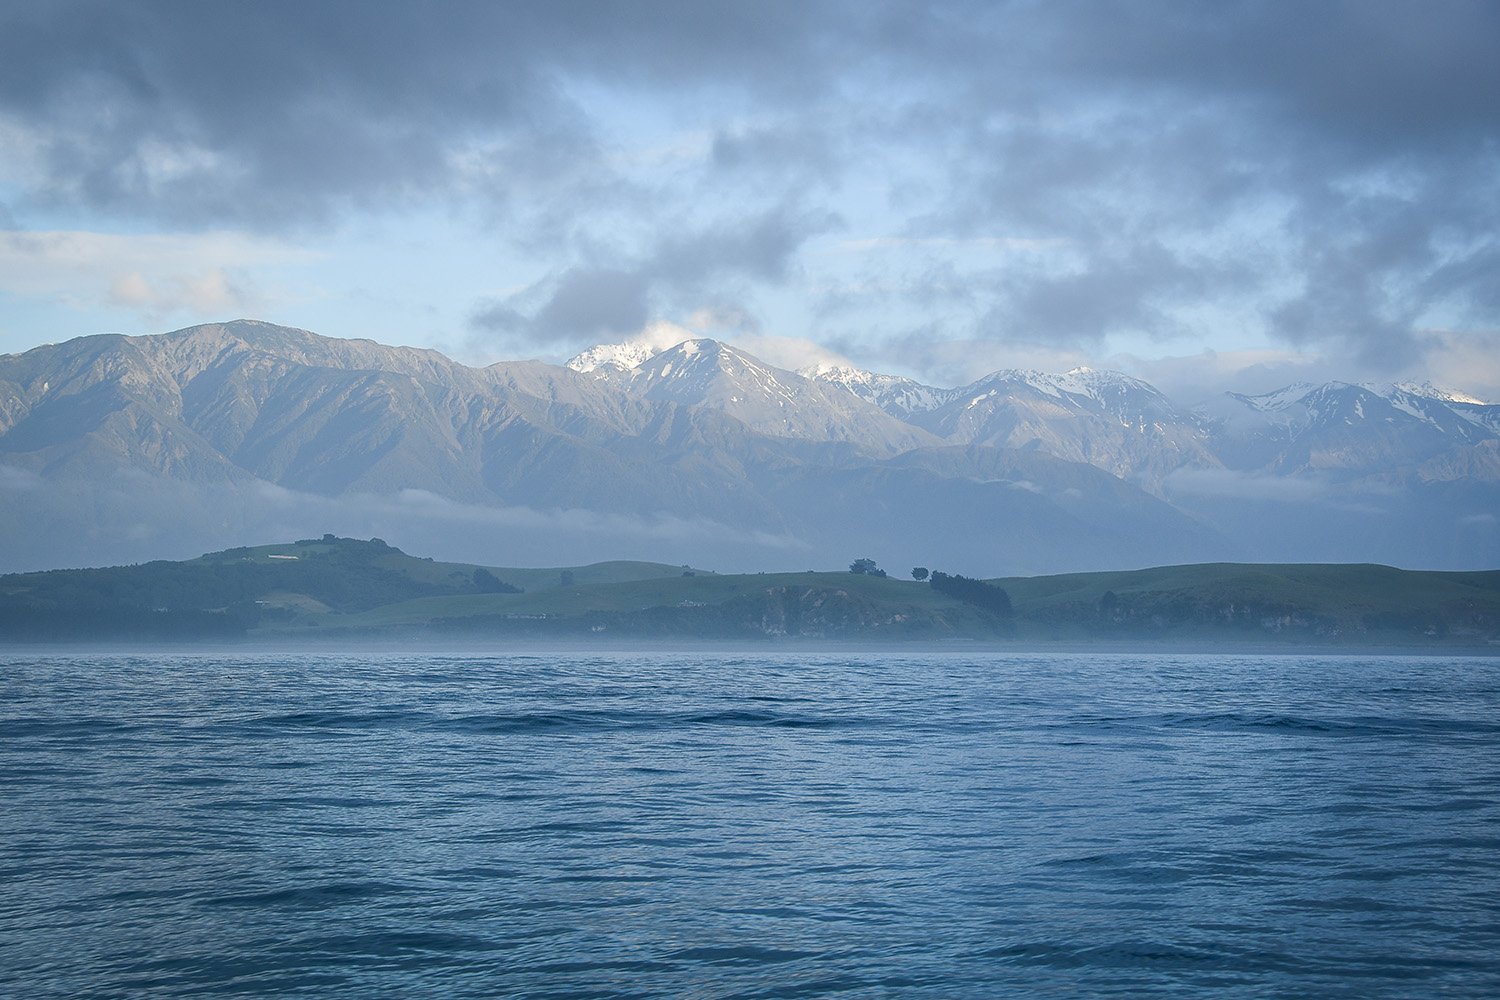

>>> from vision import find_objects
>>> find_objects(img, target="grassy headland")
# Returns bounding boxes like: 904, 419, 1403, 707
1, 536, 1497, 647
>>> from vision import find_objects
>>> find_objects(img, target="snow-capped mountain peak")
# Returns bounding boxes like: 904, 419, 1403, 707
966, 367, 1171, 412
1229, 382, 1317, 413
1234, 380, 1488, 413
1378, 381, 1487, 406
565, 339, 673, 374
798, 361, 955, 418
630, 338, 752, 387
600, 339, 940, 454
799, 361, 873, 384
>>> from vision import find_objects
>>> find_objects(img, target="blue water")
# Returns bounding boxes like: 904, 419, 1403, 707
2, 650, 1499, 998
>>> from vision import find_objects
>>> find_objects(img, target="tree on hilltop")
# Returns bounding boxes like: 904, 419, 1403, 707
930, 571, 1012, 617
472, 567, 521, 594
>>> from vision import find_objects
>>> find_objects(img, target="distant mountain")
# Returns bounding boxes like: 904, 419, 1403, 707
798, 362, 957, 419
0, 320, 1496, 574
587, 339, 939, 456
906, 368, 1219, 489
1207, 380, 1500, 477
565, 340, 662, 374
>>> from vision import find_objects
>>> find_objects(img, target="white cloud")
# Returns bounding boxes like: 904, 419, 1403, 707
1418, 331, 1500, 404
250, 481, 810, 553
686, 304, 759, 334
107, 268, 248, 313
627, 320, 700, 351
882, 336, 1096, 386
1109, 347, 1331, 401
831, 236, 1066, 254
1164, 467, 1331, 502
727, 334, 853, 373
1105, 334, 1500, 405
0, 229, 316, 318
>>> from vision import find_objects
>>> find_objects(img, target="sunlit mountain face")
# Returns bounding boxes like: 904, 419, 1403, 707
0, 320, 1495, 575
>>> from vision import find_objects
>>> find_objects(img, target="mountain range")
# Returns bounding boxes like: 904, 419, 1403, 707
0, 319, 1495, 574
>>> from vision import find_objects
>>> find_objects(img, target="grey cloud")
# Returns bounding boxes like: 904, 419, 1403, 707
920, 27, 1500, 360
467, 303, 526, 337
653, 209, 838, 287
5, 0, 1500, 369
994, 243, 1213, 346
845, 2, 1500, 366
1256, 152, 1500, 369
471, 205, 835, 346
1065, 1, 1500, 157
0, 469, 805, 573
0, 1, 848, 229
471, 267, 648, 344
0, 4, 560, 226
689, 302, 762, 336
528, 268, 651, 343
8, 2, 1498, 220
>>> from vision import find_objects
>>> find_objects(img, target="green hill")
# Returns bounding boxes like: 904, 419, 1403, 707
992, 562, 1500, 644
322, 569, 998, 639
1, 538, 1497, 647
0, 536, 710, 640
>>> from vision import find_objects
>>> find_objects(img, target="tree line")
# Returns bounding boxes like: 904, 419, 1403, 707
849, 558, 1012, 618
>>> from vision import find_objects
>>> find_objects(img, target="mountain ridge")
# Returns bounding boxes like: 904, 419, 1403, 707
1, 320, 1496, 575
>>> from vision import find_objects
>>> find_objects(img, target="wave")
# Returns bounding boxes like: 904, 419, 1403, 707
1060, 711, 1500, 738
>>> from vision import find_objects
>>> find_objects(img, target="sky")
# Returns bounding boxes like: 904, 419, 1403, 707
1, 0, 1498, 399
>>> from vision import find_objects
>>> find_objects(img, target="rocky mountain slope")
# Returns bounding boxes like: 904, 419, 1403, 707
583, 339, 938, 455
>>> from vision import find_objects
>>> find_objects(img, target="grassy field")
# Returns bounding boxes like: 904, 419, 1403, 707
323, 571, 961, 628
992, 562, 1500, 641
995, 562, 1500, 609
195, 539, 709, 592
4, 536, 1498, 645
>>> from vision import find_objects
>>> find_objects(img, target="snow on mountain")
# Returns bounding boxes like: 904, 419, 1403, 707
974, 367, 1182, 419
1226, 381, 1494, 424
600, 339, 940, 455
1230, 380, 1491, 420
568, 336, 1500, 486
565, 339, 668, 374
1210, 380, 1500, 474
564, 324, 709, 375
907, 366, 1220, 488
798, 362, 957, 418
1380, 381, 1487, 406
1229, 382, 1317, 414
805, 359, 1186, 428
1379, 382, 1499, 436
4, 320, 1499, 573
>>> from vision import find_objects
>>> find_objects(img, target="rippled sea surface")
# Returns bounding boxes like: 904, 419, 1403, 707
3, 649, 1500, 998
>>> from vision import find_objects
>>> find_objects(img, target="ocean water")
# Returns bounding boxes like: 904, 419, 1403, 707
2, 649, 1498, 998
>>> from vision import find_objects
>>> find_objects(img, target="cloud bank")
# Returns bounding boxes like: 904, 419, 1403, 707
1, 1, 1497, 390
